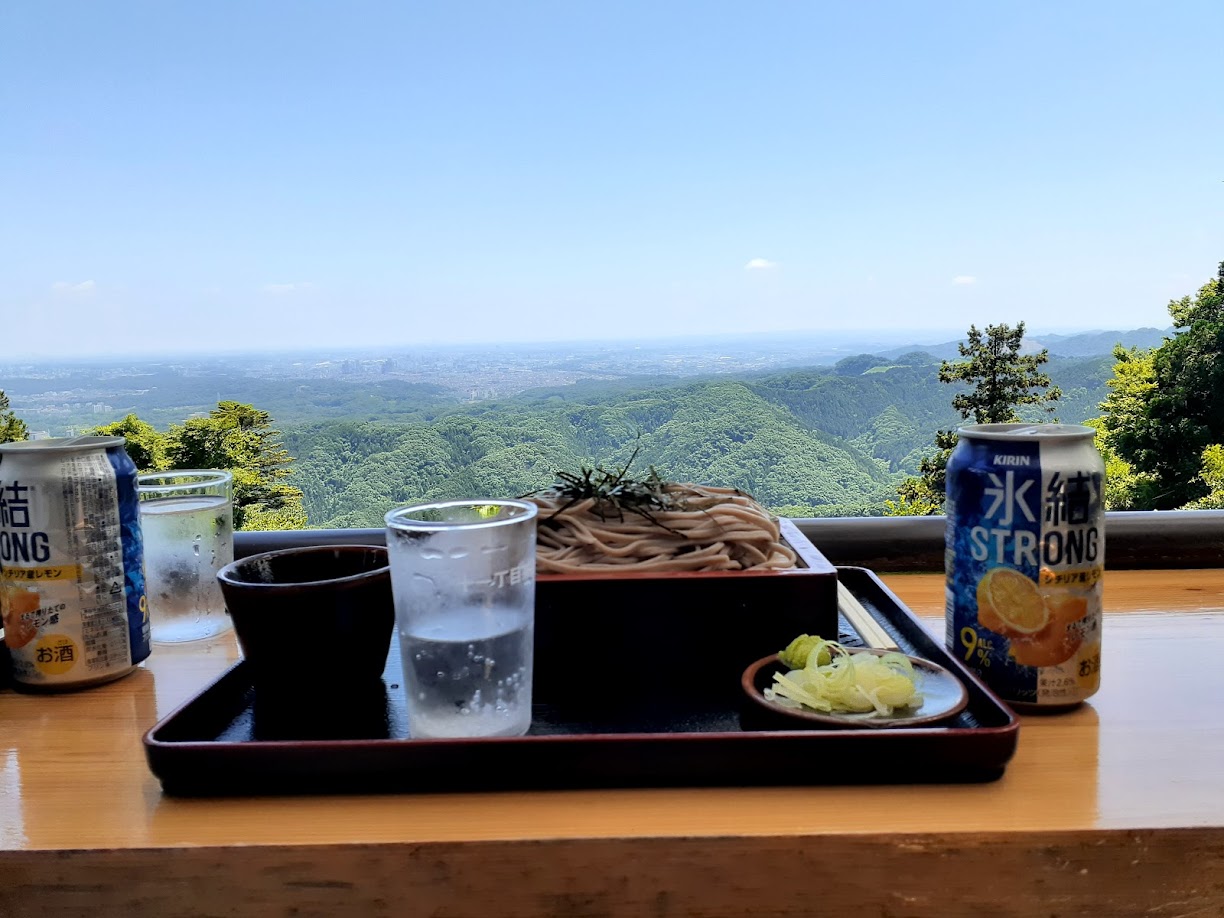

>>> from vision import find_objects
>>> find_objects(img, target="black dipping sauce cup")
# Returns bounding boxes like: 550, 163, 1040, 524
216, 545, 394, 703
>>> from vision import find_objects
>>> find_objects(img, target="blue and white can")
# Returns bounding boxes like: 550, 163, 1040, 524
945, 424, 1104, 709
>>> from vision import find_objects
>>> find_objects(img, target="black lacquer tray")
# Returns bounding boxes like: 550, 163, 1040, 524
144, 567, 1019, 796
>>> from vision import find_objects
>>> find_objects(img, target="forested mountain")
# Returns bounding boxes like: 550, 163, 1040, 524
281, 352, 1114, 527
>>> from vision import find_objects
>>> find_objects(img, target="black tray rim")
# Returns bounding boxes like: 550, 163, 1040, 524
142, 567, 1021, 790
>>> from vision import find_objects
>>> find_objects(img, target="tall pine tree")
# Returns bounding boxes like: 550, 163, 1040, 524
887, 321, 1060, 515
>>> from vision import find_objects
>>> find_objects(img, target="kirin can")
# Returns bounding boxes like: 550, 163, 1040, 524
945, 423, 1104, 710
0, 436, 151, 691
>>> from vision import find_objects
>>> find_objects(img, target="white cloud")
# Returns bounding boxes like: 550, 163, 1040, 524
51, 280, 96, 295
744, 258, 778, 271
952, 275, 977, 286
262, 282, 313, 295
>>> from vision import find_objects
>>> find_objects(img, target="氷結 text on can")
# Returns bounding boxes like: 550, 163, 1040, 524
945, 423, 1104, 710
0, 436, 151, 690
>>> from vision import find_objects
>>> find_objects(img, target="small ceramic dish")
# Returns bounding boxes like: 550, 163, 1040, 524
741, 649, 970, 730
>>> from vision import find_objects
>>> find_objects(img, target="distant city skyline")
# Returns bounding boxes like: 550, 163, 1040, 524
5, 322, 1153, 443
3, 1, 1221, 358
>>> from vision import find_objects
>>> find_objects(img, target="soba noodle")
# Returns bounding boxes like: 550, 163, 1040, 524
527, 484, 797, 573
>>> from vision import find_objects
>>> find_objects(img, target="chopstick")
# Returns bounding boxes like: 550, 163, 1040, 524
838, 581, 900, 651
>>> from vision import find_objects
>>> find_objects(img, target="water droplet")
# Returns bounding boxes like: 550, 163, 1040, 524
448, 548, 469, 560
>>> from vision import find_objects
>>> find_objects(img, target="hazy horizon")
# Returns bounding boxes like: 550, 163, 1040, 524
4, 322, 1175, 366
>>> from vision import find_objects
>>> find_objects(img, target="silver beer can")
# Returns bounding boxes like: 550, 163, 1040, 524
0, 436, 151, 690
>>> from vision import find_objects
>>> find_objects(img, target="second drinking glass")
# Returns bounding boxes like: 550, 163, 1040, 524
137, 469, 234, 643
384, 499, 538, 739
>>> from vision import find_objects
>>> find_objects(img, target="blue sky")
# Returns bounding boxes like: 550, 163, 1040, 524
3, 1, 1222, 357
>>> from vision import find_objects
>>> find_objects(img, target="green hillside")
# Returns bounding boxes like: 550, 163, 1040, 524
284, 380, 896, 527
747, 353, 1112, 475
282, 354, 1111, 528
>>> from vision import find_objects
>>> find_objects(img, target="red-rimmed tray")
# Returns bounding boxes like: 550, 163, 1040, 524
143, 567, 1019, 796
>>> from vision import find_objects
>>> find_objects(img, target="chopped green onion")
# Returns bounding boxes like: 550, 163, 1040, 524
765, 637, 922, 718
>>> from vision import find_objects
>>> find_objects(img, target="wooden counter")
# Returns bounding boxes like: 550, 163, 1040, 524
3, 569, 1223, 917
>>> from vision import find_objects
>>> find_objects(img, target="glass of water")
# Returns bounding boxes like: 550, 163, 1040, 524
137, 469, 234, 643
384, 499, 538, 739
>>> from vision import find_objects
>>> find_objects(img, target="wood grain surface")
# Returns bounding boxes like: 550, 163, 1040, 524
2, 569, 1223, 917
